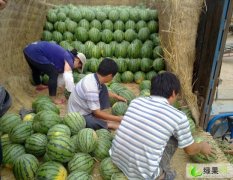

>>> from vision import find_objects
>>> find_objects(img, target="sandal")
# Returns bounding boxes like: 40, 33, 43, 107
36, 85, 48, 91
53, 98, 66, 105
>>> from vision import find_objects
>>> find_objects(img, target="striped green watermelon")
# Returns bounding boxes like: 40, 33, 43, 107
88, 58, 101, 73
67, 171, 92, 180
3, 144, 25, 168
57, 12, 66, 21
139, 80, 151, 91
102, 43, 113, 57
146, 71, 157, 80
74, 27, 88, 43
32, 110, 62, 134
115, 58, 127, 73
96, 11, 107, 22
110, 83, 127, 94
47, 124, 71, 140
32, 95, 52, 110
110, 41, 118, 52
84, 9, 96, 21
129, 9, 139, 22
13, 154, 39, 180
125, 20, 136, 30
93, 139, 112, 160
113, 30, 124, 43
112, 102, 128, 116
111, 172, 127, 180
102, 29, 113, 44
9, 122, 33, 144
42, 30, 52, 41
77, 128, 98, 153
149, 9, 158, 21
102, 20, 114, 31
42, 153, 52, 162
65, 20, 77, 33
150, 33, 160, 46
153, 46, 164, 58
63, 31, 74, 42
96, 129, 113, 141
134, 71, 146, 84
153, 58, 165, 72
68, 9, 82, 22
79, 19, 90, 30
114, 43, 128, 58
25, 133, 48, 157
127, 43, 141, 58
111, 73, 121, 83
55, 21, 66, 33
90, 19, 102, 30
91, 45, 102, 58
140, 89, 151, 97
47, 136, 75, 163
124, 29, 137, 42
141, 58, 153, 72
35, 101, 60, 114
139, 10, 150, 22
47, 11, 57, 23
136, 20, 147, 32
119, 10, 130, 22
121, 71, 134, 83
138, 27, 150, 42
127, 58, 141, 72
141, 44, 153, 58
88, 28, 101, 43
108, 9, 119, 22
114, 20, 125, 31
68, 152, 95, 174
1, 134, 11, 147
118, 90, 136, 104
148, 20, 159, 33
36, 161, 67, 180
100, 157, 121, 180
63, 112, 86, 135
0, 113, 21, 134
52, 31, 63, 43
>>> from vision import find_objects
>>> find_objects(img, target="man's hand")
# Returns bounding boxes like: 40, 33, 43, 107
0, 0, 8, 10
117, 95, 127, 103
200, 142, 212, 155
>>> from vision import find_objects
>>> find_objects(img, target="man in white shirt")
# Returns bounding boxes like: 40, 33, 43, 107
68, 58, 126, 130
110, 72, 214, 180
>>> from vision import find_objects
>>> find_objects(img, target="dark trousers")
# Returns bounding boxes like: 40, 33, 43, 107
153, 136, 178, 180
84, 84, 110, 130
24, 52, 59, 96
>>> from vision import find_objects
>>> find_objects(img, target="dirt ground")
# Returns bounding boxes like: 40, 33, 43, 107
1, 83, 231, 180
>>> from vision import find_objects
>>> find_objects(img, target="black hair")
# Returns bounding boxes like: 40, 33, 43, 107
70, 49, 78, 56
97, 58, 118, 76
150, 72, 181, 98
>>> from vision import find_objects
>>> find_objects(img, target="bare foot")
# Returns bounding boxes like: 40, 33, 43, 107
52, 98, 66, 105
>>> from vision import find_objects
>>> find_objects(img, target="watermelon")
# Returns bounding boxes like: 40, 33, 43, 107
63, 112, 86, 135
138, 27, 150, 42
9, 122, 33, 144
153, 46, 164, 58
125, 20, 136, 30
90, 20, 102, 31
114, 43, 128, 58
118, 90, 136, 104
63, 31, 74, 42
139, 10, 150, 22
32, 95, 52, 110
47, 136, 75, 163
139, 80, 151, 91
57, 12, 66, 21
153, 58, 165, 72
119, 9, 130, 22
42, 30, 52, 41
148, 20, 159, 33
68, 10, 82, 22
140, 58, 153, 72
47, 11, 57, 23
111, 172, 127, 180
0, 113, 21, 134
110, 83, 127, 94
3, 144, 25, 168
93, 139, 112, 160
127, 58, 141, 72
121, 71, 134, 83
114, 20, 125, 31
141, 44, 153, 58
113, 30, 124, 43
100, 157, 121, 180
79, 19, 90, 30
115, 58, 127, 73
102, 20, 114, 31
74, 27, 88, 43
127, 43, 141, 58
56, 22, 66, 33
1, 134, 11, 147
47, 124, 71, 140
110, 41, 118, 52
112, 102, 128, 116
101, 29, 113, 43
150, 33, 160, 46
190, 137, 217, 163
65, 20, 77, 33
36, 161, 67, 180
140, 89, 151, 97
84, 9, 96, 21
112, 73, 121, 83
52, 31, 63, 43
96, 11, 107, 22
91, 45, 102, 58
77, 128, 98, 153
25, 133, 47, 157
136, 20, 147, 32
35, 101, 60, 114
88, 28, 101, 43
68, 152, 95, 174
88, 58, 101, 73
149, 9, 158, 21
96, 129, 113, 141
124, 29, 137, 42
13, 154, 39, 180
67, 171, 92, 180
146, 70, 157, 80
102, 43, 113, 57
134, 71, 146, 84
129, 9, 139, 22
32, 110, 62, 134
108, 9, 119, 22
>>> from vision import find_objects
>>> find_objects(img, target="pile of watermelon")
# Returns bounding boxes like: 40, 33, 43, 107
41, 4, 166, 86
0, 96, 127, 180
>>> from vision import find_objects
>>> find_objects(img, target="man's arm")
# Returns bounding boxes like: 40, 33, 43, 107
93, 109, 122, 122
63, 61, 75, 92
184, 141, 212, 155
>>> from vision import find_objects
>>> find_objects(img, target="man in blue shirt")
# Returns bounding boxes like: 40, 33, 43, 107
23, 41, 86, 104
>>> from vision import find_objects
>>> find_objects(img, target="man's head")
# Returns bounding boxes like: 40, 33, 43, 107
70, 49, 86, 73
97, 58, 118, 83
151, 72, 181, 103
